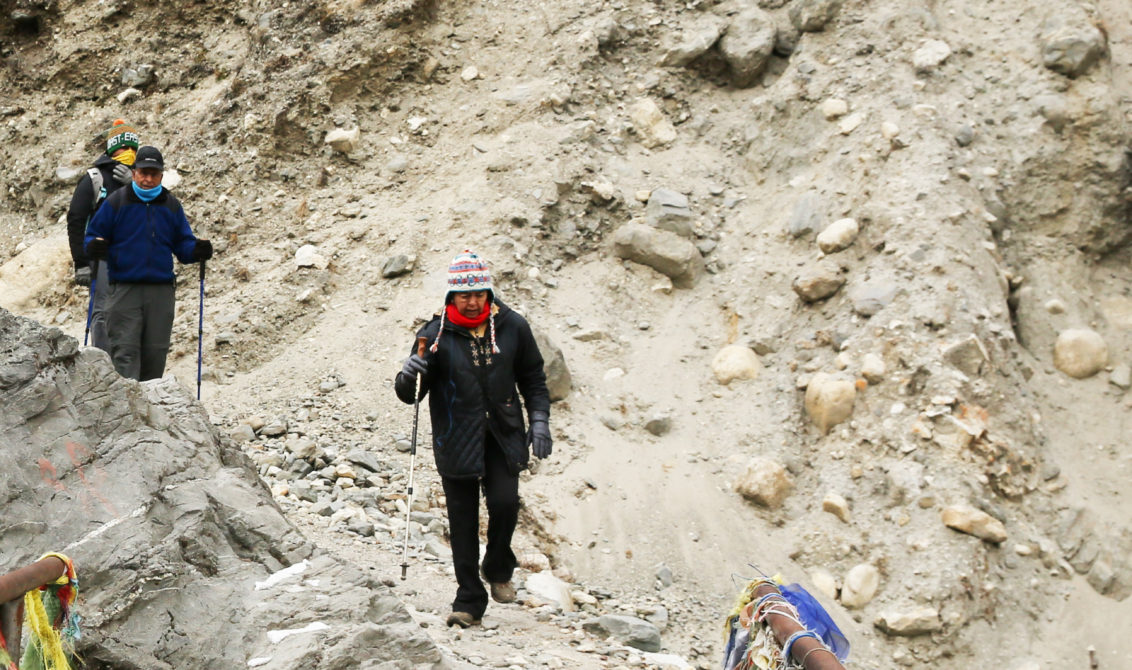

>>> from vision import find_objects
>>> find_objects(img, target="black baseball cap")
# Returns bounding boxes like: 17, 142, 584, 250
134, 146, 164, 170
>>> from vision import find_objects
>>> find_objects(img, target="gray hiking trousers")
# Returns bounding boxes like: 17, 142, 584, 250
89, 260, 110, 353
104, 282, 176, 382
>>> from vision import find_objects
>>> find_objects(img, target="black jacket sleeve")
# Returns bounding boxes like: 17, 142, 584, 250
66, 175, 96, 269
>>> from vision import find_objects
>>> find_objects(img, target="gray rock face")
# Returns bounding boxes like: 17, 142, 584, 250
1039, 12, 1106, 78
613, 223, 705, 288
719, 8, 777, 87
582, 614, 662, 652
645, 187, 696, 238
0, 308, 445, 669
789, 0, 842, 32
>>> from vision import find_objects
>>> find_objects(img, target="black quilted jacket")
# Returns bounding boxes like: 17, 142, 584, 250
394, 300, 550, 479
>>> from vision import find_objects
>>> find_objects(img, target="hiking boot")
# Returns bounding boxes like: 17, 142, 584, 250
489, 580, 516, 604
446, 611, 481, 628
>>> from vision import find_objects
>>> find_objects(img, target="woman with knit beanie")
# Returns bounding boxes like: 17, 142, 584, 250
394, 250, 553, 628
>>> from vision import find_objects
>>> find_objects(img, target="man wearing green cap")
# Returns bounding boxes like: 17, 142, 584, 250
66, 119, 139, 351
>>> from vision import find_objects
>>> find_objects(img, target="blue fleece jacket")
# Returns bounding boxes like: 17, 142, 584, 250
85, 185, 198, 283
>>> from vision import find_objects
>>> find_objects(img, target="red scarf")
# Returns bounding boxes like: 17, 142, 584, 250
445, 302, 490, 329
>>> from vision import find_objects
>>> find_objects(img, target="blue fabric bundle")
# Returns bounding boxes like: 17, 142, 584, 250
778, 583, 850, 662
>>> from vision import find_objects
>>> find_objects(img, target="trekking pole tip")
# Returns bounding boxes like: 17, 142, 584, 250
400, 564, 408, 580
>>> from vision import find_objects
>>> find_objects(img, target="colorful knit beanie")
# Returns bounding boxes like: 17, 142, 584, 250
431, 250, 498, 354
104, 119, 140, 156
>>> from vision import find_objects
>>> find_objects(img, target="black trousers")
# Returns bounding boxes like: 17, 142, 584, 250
440, 434, 519, 618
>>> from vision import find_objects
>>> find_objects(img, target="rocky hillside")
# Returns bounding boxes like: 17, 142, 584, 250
2, 0, 1130, 668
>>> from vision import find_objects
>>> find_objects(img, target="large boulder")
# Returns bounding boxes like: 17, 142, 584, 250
0, 309, 446, 669
613, 223, 704, 287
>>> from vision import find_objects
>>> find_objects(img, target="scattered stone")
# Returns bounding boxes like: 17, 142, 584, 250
733, 457, 793, 509
821, 98, 848, 120
519, 552, 552, 573
840, 564, 879, 609
822, 492, 851, 523
583, 615, 662, 653
286, 437, 320, 461
261, 418, 288, 437
875, 607, 942, 636
643, 414, 672, 436
711, 344, 761, 385
116, 87, 141, 103
1053, 328, 1108, 379
912, 39, 952, 72
324, 127, 361, 154
295, 244, 329, 269
787, 192, 823, 238
816, 218, 859, 253
525, 571, 575, 612
792, 261, 845, 303
645, 188, 695, 238
789, 0, 841, 33
810, 569, 838, 601
943, 334, 990, 377
1044, 298, 1067, 314
656, 564, 674, 588
718, 8, 777, 87
381, 254, 414, 278
660, 14, 726, 67
230, 424, 257, 442
860, 353, 886, 384
628, 98, 677, 149
838, 112, 865, 135
849, 281, 897, 316
121, 64, 155, 88
942, 504, 1007, 543
460, 65, 480, 81
955, 123, 975, 147
804, 372, 856, 434
1109, 363, 1131, 390
612, 223, 704, 288
532, 329, 572, 402
55, 165, 84, 183
1039, 12, 1106, 78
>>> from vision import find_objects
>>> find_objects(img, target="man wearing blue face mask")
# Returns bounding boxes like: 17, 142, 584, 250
84, 146, 213, 381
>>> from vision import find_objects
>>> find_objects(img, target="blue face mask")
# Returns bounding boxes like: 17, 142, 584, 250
131, 181, 163, 202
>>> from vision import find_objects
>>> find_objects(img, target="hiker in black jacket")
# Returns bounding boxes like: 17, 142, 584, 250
395, 250, 552, 629
66, 119, 139, 351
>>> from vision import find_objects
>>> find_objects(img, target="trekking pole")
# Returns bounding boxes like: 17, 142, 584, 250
400, 336, 428, 580
196, 261, 206, 401
83, 275, 96, 347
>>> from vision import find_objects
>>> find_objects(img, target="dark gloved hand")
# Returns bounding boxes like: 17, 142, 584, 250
86, 238, 109, 260
74, 266, 92, 287
401, 354, 428, 378
112, 163, 133, 185
528, 411, 552, 459
193, 239, 213, 261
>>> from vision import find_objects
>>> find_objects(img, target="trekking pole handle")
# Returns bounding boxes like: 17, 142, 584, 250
416, 336, 427, 358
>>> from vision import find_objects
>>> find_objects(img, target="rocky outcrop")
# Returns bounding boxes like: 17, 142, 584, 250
0, 309, 446, 669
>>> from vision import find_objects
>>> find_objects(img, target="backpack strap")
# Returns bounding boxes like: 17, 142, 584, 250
87, 167, 106, 210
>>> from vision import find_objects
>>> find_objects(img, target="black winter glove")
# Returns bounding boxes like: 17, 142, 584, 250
193, 239, 213, 261
528, 411, 552, 459
74, 266, 92, 287
112, 163, 133, 185
401, 354, 428, 378
86, 238, 109, 260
